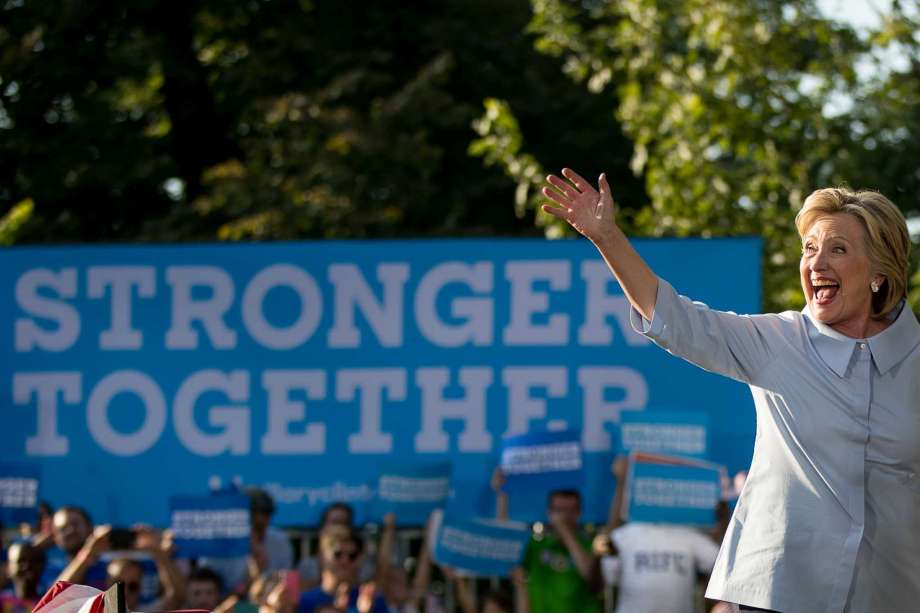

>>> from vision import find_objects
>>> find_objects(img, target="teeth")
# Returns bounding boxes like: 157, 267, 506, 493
812, 280, 838, 287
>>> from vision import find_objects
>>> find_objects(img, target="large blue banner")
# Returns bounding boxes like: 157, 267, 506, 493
0, 238, 760, 525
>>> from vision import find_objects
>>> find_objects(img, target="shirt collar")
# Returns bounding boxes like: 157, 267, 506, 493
869, 301, 920, 374
803, 301, 920, 377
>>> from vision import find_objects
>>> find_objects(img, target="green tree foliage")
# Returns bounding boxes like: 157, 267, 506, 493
0, 0, 642, 243
5, 0, 920, 314
0, 198, 33, 246
474, 0, 879, 310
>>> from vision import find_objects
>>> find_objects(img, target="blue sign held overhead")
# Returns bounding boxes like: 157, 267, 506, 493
370, 462, 451, 526
500, 429, 583, 496
618, 410, 709, 459
170, 493, 250, 558
433, 513, 530, 577
626, 455, 723, 526
0, 464, 39, 525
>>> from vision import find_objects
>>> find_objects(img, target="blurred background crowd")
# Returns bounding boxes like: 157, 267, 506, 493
0, 455, 738, 613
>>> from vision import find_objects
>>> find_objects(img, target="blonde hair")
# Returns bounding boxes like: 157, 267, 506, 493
795, 187, 911, 318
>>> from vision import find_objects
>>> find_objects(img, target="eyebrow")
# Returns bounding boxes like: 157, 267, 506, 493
804, 233, 852, 244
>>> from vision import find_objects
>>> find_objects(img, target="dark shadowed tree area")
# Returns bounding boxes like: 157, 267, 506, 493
0, 0, 642, 243
3, 0, 920, 310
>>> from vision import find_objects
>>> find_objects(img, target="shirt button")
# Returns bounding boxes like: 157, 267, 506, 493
859, 343, 867, 349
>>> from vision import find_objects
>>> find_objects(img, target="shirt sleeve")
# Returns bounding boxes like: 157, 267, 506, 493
629, 277, 782, 385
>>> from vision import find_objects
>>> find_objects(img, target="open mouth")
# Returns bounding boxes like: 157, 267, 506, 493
813, 280, 839, 305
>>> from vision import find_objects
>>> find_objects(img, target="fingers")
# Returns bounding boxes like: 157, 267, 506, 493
542, 184, 573, 208
562, 168, 592, 192
597, 173, 615, 217
541, 203, 571, 222
546, 174, 580, 200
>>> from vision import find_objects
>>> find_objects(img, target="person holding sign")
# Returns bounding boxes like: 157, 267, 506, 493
492, 468, 601, 613
200, 488, 294, 597
594, 456, 722, 613
104, 527, 186, 612
543, 169, 919, 612
40, 506, 108, 591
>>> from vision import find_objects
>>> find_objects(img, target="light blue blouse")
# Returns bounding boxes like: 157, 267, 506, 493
630, 278, 920, 613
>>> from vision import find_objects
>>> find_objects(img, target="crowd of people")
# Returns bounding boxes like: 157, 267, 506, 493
0, 455, 732, 613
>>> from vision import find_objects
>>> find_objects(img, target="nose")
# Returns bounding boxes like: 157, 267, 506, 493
809, 247, 829, 271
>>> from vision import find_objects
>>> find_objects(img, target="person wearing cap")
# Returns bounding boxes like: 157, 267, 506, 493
200, 487, 294, 594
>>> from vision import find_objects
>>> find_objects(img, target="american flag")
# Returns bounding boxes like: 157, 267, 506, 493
34, 581, 210, 613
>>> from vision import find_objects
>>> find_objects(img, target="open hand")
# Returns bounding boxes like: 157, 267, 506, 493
356, 582, 377, 613
542, 169, 616, 244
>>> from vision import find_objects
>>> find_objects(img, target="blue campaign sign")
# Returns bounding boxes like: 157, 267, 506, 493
626, 460, 722, 526
0, 238, 760, 526
169, 493, 250, 558
501, 430, 584, 495
618, 410, 709, 459
0, 463, 39, 525
433, 514, 530, 577
370, 462, 451, 526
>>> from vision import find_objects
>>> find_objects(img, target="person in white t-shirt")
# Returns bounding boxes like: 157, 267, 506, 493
610, 522, 719, 613
595, 456, 723, 613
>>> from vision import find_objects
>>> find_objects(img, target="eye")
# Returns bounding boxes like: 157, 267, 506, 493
832, 245, 846, 254
802, 243, 816, 254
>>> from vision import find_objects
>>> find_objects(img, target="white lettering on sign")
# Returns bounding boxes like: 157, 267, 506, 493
622, 424, 706, 455
633, 477, 719, 509
13, 365, 650, 457
0, 477, 38, 508
440, 526, 525, 561
171, 509, 250, 539
501, 441, 582, 475
379, 475, 449, 502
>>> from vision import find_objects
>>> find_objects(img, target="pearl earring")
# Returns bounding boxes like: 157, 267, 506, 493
871, 280, 880, 293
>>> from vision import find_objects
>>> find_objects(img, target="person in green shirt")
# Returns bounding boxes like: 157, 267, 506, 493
492, 469, 602, 613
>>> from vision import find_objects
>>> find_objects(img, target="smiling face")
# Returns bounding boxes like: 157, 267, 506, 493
319, 530, 362, 584
799, 213, 883, 338
52, 509, 91, 556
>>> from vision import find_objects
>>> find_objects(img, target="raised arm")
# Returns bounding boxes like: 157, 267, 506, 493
543, 168, 779, 384
409, 511, 436, 604
491, 467, 509, 521
542, 169, 658, 321
137, 527, 186, 610
593, 456, 629, 561
57, 525, 111, 584
605, 456, 629, 531
375, 513, 397, 582
550, 514, 600, 590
